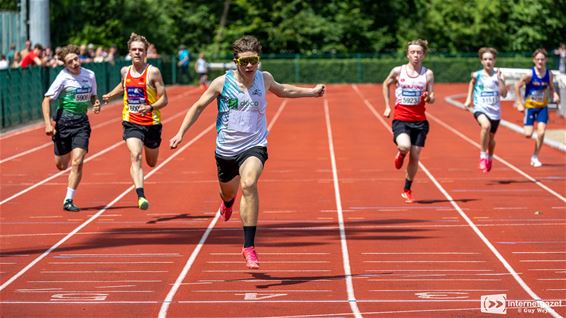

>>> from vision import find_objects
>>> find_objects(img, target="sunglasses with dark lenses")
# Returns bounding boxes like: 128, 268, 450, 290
235, 56, 260, 66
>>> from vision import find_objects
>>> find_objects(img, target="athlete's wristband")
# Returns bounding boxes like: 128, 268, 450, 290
149, 105, 154, 111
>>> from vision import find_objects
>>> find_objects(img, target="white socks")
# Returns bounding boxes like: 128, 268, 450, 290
64, 187, 76, 202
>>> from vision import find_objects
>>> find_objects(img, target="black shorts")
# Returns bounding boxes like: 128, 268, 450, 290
392, 120, 429, 147
122, 121, 162, 149
474, 112, 500, 134
52, 111, 91, 156
215, 146, 268, 183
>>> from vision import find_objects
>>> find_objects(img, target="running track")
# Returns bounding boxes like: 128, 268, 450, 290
0, 84, 564, 317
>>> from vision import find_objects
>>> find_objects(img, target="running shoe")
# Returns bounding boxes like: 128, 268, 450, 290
401, 190, 414, 203
63, 199, 80, 212
530, 157, 542, 168
479, 158, 488, 172
486, 158, 493, 172
138, 197, 149, 210
219, 201, 233, 221
242, 246, 260, 269
394, 151, 406, 170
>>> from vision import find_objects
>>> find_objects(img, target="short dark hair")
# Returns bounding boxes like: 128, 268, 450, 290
232, 35, 262, 59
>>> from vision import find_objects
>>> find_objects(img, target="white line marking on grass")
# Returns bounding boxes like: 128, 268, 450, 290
0, 124, 215, 292
352, 84, 563, 318
323, 99, 361, 318
158, 100, 288, 318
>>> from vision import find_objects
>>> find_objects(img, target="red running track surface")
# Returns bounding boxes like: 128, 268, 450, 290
0, 84, 564, 317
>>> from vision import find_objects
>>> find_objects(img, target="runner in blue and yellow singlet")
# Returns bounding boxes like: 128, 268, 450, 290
170, 35, 325, 270
103, 33, 168, 209
41, 44, 101, 212
515, 48, 560, 167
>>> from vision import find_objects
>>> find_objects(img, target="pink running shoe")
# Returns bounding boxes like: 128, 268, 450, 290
486, 158, 493, 172
394, 151, 406, 170
401, 190, 414, 203
479, 158, 488, 173
242, 246, 260, 269
219, 201, 233, 221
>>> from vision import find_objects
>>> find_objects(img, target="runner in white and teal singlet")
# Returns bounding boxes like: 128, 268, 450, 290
472, 69, 501, 120
215, 70, 267, 156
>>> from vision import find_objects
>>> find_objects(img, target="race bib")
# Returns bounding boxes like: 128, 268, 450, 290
75, 87, 91, 102
529, 90, 546, 103
400, 89, 422, 105
228, 110, 259, 133
127, 87, 145, 113
479, 91, 498, 105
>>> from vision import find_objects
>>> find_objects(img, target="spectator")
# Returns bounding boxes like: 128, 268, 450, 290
93, 47, 106, 63
79, 44, 92, 64
49, 47, 64, 67
20, 44, 44, 68
6, 43, 16, 64
20, 40, 31, 57
194, 52, 209, 89
177, 45, 190, 83
105, 44, 117, 65
11, 51, 21, 68
0, 54, 9, 70
147, 44, 160, 59
554, 43, 566, 73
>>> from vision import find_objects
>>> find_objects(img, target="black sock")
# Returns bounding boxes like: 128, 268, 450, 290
224, 198, 235, 208
404, 179, 413, 191
243, 226, 257, 248
136, 188, 145, 198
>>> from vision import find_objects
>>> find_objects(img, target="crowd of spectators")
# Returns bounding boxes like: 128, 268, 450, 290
0, 40, 161, 71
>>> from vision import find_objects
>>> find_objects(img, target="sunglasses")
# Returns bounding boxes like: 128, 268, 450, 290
235, 56, 260, 66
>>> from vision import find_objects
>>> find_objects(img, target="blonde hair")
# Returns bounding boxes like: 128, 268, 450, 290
478, 47, 497, 59
407, 39, 428, 55
127, 33, 150, 51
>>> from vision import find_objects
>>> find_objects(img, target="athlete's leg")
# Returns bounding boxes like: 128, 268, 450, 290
238, 157, 264, 226
476, 114, 492, 153
54, 153, 71, 171
524, 125, 534, 138
144, 146, 159, 167
533, 122, 546, 157
395, 133, 411, 155
126, 138, 145, 188
67, 147, 87, 190
406, 145, 423, 181
219, 177, 240, 203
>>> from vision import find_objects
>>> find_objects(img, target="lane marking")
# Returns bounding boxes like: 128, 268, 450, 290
0, 124, 215, 291
0, 89, 201, 205
324, 99, 362, 318
158, 100, 289, 318
352, 84, 563, 318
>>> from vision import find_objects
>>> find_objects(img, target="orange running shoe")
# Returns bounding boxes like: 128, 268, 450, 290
219, 201, 233, 221
401, 190, 414, 203
394, 151, 406, 170
242, 246, 260, 269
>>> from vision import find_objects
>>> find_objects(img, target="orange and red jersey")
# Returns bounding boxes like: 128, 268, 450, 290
122, 65, 160, 125
394, 65, 428, 121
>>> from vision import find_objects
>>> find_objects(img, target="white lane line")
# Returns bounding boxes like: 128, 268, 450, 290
514, 252, 566, 254
192, 290, 332, 293
368, 279, 501, 282
364, 261, 486, 263
206, 261, 330, 264
0, 124, 215, 292
446, 93, 566, 152
363, 252, 479, 255
370, 289, 509, 292
158, 100, 288, 318
48, 261, 174, 265
54, 253, 181, 258
366, 269, 493, 272
42, 271, 167, 274
426, 112, 565, 203
0, 89, 200, 205
17, 290, 153, 293
29, 280, 161, 283
324, 98, 362, 318
210, 252, 330, 255
203, 270, 331, 273
352, 84, 563, 318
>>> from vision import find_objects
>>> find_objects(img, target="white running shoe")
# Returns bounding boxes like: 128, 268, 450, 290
530, 157, 542, 168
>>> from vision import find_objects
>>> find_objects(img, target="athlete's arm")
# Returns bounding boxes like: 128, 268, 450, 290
382, 67, 400, 118
264, 72, 324, 97
91, 95, 101, 114
514, 74, 530, 112
169, 76, 224, 149
463, 72, 476, 111
41, 96, 55, 136
141, 67, 168, 114
424, 69, 435, 104
102, 66, 127, 103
